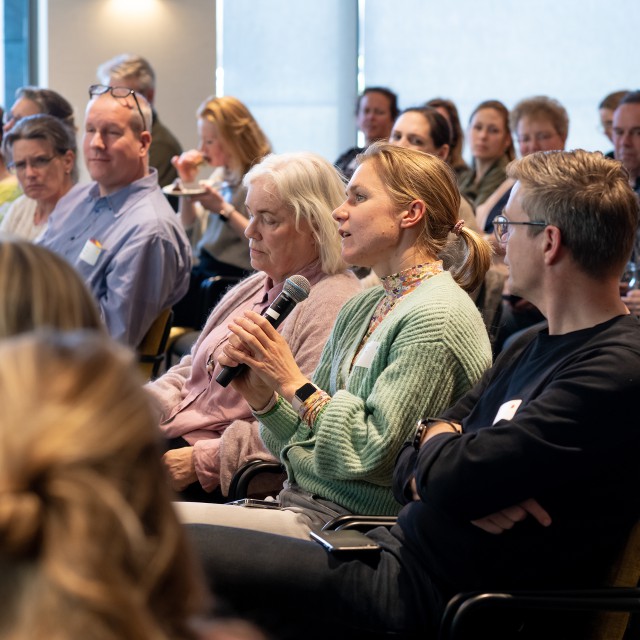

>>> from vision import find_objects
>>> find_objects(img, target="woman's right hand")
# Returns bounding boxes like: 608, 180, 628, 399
218, 346, 276, 411
171, 149, 204, 184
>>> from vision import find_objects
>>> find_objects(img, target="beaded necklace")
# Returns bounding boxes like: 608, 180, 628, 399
352, 261, 443, 365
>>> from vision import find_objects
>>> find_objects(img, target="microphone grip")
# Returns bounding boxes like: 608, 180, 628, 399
215, 362, 247, 388
215, 289, 299, 388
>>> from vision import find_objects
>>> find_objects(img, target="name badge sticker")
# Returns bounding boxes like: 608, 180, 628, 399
493, 399, 522, 425
79, 238, 104, 266
354, 340, 379, 369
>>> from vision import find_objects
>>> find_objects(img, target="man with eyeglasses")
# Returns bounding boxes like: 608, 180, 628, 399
37, 85, 191, 347
479, 96, 570, 352
613, 90, 640, 198
612, 90, 640, 315
96, 53, 182, 192
183, 150, 640, 639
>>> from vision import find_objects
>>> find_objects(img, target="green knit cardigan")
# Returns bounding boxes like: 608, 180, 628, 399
259, 271, 492, 515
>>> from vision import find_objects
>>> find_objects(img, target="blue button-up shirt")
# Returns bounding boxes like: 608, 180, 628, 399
38, 169, 191, 346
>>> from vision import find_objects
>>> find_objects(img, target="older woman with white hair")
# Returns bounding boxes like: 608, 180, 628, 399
147, 151, 361, 501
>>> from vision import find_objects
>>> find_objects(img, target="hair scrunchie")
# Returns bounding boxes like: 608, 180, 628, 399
452, 220, 465, 236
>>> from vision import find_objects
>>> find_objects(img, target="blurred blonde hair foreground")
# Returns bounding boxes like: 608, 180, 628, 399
0, 236, 103, 337
0, 331, 208, 639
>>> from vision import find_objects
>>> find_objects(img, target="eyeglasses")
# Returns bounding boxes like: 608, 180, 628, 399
88, 84, 148, 132
9, 155, 57, 173
493, 214, 548, 244
516, 131, 557, 144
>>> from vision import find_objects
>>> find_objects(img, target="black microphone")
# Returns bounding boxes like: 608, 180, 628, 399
215, 274, 311, 387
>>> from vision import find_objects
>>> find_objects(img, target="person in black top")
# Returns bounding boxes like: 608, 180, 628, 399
335, 87, 398, 180
613, 90, 640, 316
186, 150, 640, 640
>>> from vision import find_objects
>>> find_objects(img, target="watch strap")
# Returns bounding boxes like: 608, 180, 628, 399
292, 382, 319, 413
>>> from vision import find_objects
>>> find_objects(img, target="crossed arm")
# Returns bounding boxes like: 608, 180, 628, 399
409, 420, 552, 534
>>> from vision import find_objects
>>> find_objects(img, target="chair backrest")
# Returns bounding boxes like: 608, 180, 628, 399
591, 520, 640, 640
137, 308, 173, 380
441, 520, 640, 640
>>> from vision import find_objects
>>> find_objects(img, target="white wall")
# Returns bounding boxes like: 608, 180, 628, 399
221, 0, 358, 161
44, 0, 216, 181
364, 0, 640, 157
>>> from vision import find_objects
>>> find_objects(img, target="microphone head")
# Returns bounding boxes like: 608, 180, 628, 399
283, 275, 311, 303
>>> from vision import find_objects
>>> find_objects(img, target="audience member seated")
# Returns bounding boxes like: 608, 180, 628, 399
613, 90, 640, 199
598, 89, 629, 157
476, 96, 569, 235
171, 96, 271, 328
335, 87, 399, 180
177, 143, 492, 539
612, 90, 640, 316
458, 99, 515, 208
476, 96, 569, 351
147, 152, 362, 502
1, 115, 78, 241
38, 85, 191, 347
0, 108, 22, 222
425, 97, 470, 178
0, 331, 209, 639
389, 106, 478, 233
186, 149, 640, 640
0, 237, 103, 335
97, 53, 183, 191
2, 86, 75, 134
0, 86, 76, 227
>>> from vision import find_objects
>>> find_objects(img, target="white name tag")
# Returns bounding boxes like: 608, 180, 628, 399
79, 238, 103, 266
493, 399, 522, 424
354, 340, 379, 369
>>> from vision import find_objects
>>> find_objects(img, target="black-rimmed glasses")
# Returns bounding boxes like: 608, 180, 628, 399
493, 214, 548, 244
88, 84, 148, 132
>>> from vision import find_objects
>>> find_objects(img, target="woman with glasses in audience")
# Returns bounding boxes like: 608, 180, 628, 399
476, 96, 569, 351
476, 96, 569, 235
171, 96, 272, 328
458, 100, 515, 208
1, 114, 78, 241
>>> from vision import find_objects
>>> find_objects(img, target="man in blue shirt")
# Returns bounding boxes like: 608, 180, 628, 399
39, 86, 191, 347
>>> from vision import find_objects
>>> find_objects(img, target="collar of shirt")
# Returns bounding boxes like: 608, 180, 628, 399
380, 261, 443, 301
86, 168, 160, 218
262, 258, 325, 307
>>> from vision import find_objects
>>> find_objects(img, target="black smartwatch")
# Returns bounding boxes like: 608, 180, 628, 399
292, 382, 319, 413
412, 417, 461, 450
